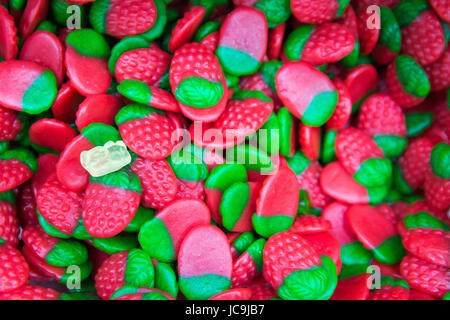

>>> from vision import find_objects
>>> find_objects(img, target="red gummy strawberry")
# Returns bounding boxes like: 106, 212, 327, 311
36, 172, 83, 235
395, 138, 433, 193
0, 148, 37, 193
0, 191, 19, 247
169, 42, 227, 122
239, 72, 278, 108
393, 1, 446, 66
0, 5, 18, 61
424, 48, 450, 92
115, 44, 171, 87
0, 106, 21, 141
357, 93, 407, 157
302, 233, 341, 274
376, 203, 399, 226
285, 23, 355, 66
402, 228, 450, 268
115, 104, 175, 161
169, 6, 206, 52
368, 283, 410, 300
428, 0, 450, 22
18, 182, 38, 227
0, 243, 29, 293
286, 151, 330, 209
248, 279, 276, 300
401, 200, 448, 224
298, 124, 321, 161
82, 170, 142, 238
386, 55, 431, 108
289, 215, 332, 235
90, 0, 162, 39
357, 6, 380, 54
335, 127, 391, 187
263, 231, 337, 300
326, 77, 352, 131
129, 157, 177, 209
231, 239, 265, 288
95, 249, 155, 300
176, 179, 205, 201
0, 285, 60, 300
200, 31, 219, 53
424, 169, 450, 211
214, 90, 273, 147
290, 0, 347, 24
400, 255, 449, 298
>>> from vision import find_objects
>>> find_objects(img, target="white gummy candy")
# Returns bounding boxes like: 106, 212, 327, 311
80, 141, 132, 177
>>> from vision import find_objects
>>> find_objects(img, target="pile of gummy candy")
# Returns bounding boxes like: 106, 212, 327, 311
0, 0, 448, 300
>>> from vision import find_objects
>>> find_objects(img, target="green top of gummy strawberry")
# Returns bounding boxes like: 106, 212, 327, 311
66, 28, 110, 58
395, 55, 430, 98
430, 143, 450, 178
90, 170, 142, 193
0, 148, 38, 173
379, 6, 401, 53
393, 0, 430, 28
115, 103, 165, 126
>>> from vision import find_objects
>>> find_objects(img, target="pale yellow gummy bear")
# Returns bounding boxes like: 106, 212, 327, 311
80, 141, 132, 177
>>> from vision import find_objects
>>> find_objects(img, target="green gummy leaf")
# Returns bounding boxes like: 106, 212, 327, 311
179, 274, 231, 300
72, 220, 93, 240
336, 0, 350, 18
138, 218, 175, 263
36, 20, 59, 35
405, 112, 434, 137
284, 25, 315, 61
51, 0, 87, 27
0, 141, 10, 155
155, 262, 178, 299
302, 91, 338, 127
403, 212, 450, 231
22, 70, 57, 115
194, 20, 221, 42
142, 291, 171, 300
92, 235, 139, 254
220, 182, 250, 231
216, 46, 261, 76
231, 89, 272, 102
340, 241, 373, 266
125, 249, 155, 288
167, 144, 209, 182
125, 206, 155, 233
338, 264, 370, 279
380, 276, 409, 289
373, 235, 405, 265
395, 55, 430, 98
37, 209, 72, 239
108, 36, 150, 75
115, 103, 164, 126
393, 162, 414, 194
0, 191, 15, 204
81, 123, 121, 146
373, 135, 407, 158
58, 292, 99, 300
339, 40, 360, 68
297, 189, 311, 216
10, 0, 26, 10
286, 150, 311, 176
277, 107, 295, 157
393, 0, 429, 28
46, 240, 88, 267
117, 79, 153, 105
254, 0, 291, 28
277, 255, 337, 300
110, 285, 141, 300
191, 0, 216, 19
89, 0, 110, 34
0, 238, 5, 245
60, 260, 93, 284
430, 143, 450, 178
175, 77, 224, 108
205, 163, 247, 192
0, 148, 38, 173
368, 183, 391, 205
228, 144, 274, 173
90, 170, 142, 193
256, 112, 280, 155
379, 6, 401, 53
139, 0, 167, 41
442, 292, 450, 300
321, 130, 337, 164
224, 72, 239, 88
246, 238, 266, 273
354, 158, 392, 187
252, 214, 294, 238
260, 60, 284, 93
232, 232, 257, 257
66, 28, 110, 58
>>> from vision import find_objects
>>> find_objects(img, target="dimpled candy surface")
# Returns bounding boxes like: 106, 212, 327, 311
0, 0, 448, 302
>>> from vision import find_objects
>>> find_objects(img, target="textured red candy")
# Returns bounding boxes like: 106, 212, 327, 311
0, 285, 59, 300
0, 159, 33, 193
95, 251, 127, 300
0, 244, 29, 294
0, 106, 22, 141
